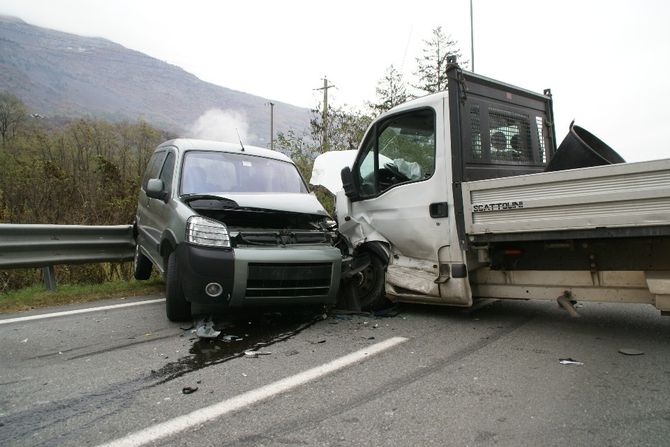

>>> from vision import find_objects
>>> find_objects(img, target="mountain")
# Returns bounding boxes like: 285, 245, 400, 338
0, 15, 311, 145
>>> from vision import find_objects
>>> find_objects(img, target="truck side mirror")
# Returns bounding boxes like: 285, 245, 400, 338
340, 167, 360, 201
146, 178, 168, 201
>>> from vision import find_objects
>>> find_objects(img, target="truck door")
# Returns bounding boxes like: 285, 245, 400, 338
347, 101, 457, 301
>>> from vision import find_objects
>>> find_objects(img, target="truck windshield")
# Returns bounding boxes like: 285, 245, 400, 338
180, 151, 308, 195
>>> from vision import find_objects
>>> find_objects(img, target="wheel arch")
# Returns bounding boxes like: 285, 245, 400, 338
159, 229, 179, 270
355, 241, 391, 266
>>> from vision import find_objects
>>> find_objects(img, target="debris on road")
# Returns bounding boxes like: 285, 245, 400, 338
182, 386, 198, 394
559, 358, 584, 366
222, 334, 243, 342
244, 350, 272, 358
618, 348, 644, 356
194, 317, 221, 339
309, 339, 327, 344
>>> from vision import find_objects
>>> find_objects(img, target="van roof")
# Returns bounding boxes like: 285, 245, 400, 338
158, 138, 293, 163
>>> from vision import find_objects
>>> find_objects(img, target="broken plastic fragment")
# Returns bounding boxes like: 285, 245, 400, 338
244, 350, 272, 358
195, 317, 221, 339
182, 386, 198, 394
618, 348, 644, 356
559, 358, 584, 366
222, 334, 243, 342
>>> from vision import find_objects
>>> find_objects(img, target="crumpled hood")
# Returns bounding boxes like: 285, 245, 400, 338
185, 192, 329, 217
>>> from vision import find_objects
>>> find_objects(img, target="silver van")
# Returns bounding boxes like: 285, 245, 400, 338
133, 139, 341, 321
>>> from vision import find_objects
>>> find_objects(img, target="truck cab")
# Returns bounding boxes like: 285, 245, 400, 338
333, 66, 556, 309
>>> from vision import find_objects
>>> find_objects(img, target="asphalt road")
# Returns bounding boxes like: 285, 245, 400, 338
1, 295, 669, 446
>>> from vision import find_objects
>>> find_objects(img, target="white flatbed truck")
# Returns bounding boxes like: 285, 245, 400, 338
313, 64, 670, 314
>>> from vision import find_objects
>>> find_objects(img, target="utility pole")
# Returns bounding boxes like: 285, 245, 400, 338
267, 101, 275, 150
315, 77, 335, 152
470, 0, 475, 72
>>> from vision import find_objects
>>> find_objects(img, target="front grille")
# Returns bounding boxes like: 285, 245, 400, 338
246, 262, 332, 298
238, 231, 329, 246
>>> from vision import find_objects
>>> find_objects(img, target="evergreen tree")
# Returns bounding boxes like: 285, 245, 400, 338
371, 65, 410, 114
413, 26, 463, 94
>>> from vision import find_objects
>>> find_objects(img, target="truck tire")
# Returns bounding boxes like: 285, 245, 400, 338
165, 251, 191, 322
355, 254, 389, 311
133, 245, 152, 280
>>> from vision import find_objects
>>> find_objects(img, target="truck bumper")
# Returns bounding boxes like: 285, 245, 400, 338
176, 244, 342, 307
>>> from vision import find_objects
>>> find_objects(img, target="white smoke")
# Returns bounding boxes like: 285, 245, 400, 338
188, 108, 249, 143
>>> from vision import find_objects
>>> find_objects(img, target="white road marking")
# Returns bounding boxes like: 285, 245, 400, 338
98, 336, 409, 447
0, 298, 166, 325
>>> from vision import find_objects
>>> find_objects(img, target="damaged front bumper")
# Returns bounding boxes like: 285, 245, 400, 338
176, 243, 342, 308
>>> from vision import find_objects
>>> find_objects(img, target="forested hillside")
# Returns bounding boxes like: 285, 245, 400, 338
0, 15, 310, 145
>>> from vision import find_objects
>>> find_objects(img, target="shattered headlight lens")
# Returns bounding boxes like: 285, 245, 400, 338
186, 216, 230, 248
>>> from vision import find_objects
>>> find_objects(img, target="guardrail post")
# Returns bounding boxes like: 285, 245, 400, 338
42, 266, 57, 291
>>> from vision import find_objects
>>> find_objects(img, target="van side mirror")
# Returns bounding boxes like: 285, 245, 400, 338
146, 178, 167, 201
340, 167, 360, 201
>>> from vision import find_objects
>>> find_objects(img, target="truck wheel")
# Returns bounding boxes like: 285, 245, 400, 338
355, 254, 388, 311
165, 252, 191, 322
133, 245, 152, 280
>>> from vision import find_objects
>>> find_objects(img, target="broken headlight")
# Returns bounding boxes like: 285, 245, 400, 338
186, 216, 230, 248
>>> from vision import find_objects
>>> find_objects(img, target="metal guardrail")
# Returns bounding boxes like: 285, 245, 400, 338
0, 224, 135, 289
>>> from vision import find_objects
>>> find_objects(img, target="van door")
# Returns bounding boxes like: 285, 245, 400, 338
136, 150, 175, 269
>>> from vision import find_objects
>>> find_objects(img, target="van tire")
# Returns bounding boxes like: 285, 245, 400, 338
165, 251, 191, 322
355, 254, 389, 311
133, 245, 152, 280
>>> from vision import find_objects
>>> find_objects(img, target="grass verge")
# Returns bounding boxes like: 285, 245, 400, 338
0, 278, 164, 314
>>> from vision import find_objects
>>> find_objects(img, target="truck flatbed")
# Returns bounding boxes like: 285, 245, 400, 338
463, 158, 670, 240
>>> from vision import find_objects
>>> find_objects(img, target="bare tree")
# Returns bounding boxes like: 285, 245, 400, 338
0, 91, 27, 144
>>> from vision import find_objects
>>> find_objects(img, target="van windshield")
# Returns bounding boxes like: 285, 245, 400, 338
180, 151, 308, 195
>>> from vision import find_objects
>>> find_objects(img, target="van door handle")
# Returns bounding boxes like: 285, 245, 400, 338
429, 202, 448, 218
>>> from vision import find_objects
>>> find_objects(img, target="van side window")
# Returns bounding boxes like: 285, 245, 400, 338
158, 152, 175, 196
141, 151, 167, 190
354, 108, 435, 198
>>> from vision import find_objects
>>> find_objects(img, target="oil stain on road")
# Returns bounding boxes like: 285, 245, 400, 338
151, 309, 324, 384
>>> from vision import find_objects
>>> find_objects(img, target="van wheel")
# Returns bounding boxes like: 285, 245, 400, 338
133, 245, 152, 280
165, 252, 191, 322
354, 254, 389, 311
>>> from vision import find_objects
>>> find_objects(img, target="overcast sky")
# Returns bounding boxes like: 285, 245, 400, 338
1, 0, 669, 161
